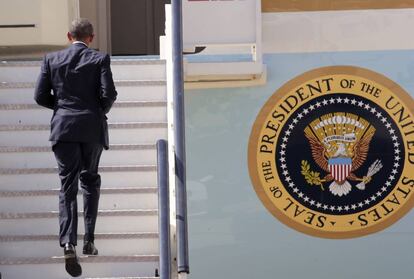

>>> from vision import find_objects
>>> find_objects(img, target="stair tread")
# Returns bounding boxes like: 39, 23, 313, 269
0, 165, 157, 175
0, 122, 167, 131
0, 144, 157, 153
0, 101, 167, 110
0, 254, 159, 265
0, 209, 158, 219
0, 187, 157, 197
0, 232, 158, 242
0, 80, 166, 89
85, 278, 157, 279
0, 59, 165, 67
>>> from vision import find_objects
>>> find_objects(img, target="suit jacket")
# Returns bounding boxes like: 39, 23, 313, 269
34, 43, 117, 149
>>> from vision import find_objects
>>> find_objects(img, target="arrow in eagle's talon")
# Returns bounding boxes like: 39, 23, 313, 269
355, 175, 373, 190
355, 160, 382, 190
363, 176, 372, 184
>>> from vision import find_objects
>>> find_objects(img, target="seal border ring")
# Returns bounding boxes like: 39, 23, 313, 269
248, 65, 414, 239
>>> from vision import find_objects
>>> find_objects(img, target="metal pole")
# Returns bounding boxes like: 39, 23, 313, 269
171, 0, 189, 274
157, 140, 171, 279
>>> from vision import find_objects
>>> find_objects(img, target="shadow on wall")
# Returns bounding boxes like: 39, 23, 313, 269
0, 45, 66, 61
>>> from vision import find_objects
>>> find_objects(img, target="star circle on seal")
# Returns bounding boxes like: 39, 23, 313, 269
248, 66, 414, 238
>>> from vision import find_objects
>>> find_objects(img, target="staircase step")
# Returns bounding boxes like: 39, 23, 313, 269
0, 58, 166, 82
0, 144, 156, 153
0, 187, 158, 212
0, 257, 158, 278
0, 165, 157, 175
0, 102, 167, 125
0, 232, 158, 242
0, 80, 166, 89
0, 122, 167, 131
109, 82, 167, 102
0, 144, 158, 168
0, 232, 159, 256
0, 122, 167, 146
0, 59, 165, 66
0, 187, 157, 197
85, 277, 157, 279
0, 255, 158, 265
0, 170, 158, 191
0, 210, 158, 235
0, 233, 159, 257
0, 101, 167, 110
0, 81, 166, 104
0, 80, 166, 90
0, 209, 157, 219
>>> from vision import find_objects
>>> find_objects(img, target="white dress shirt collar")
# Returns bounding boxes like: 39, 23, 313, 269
72, 41, 88, 47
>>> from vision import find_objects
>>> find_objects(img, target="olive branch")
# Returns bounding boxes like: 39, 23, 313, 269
301, 160, 325, 191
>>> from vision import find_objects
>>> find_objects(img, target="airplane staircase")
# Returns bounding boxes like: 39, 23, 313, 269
0, 58, 168, 278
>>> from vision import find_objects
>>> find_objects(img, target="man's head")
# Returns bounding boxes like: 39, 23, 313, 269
67, 18, 94, 45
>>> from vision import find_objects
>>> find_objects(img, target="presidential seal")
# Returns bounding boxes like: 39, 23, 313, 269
248, 66, 414, 238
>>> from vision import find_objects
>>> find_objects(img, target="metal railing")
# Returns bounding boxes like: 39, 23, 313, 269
162, 1, 190, 276
171, 0, 189, 275
167, 0, 190, 273
157, 139, 171, 279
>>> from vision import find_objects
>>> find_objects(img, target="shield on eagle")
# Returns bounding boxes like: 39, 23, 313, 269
328, 157, 352, 183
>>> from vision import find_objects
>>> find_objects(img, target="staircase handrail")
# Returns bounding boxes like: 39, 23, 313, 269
164, 2, 189, 276
171, 0, 189, 275
157, 139, 171, 279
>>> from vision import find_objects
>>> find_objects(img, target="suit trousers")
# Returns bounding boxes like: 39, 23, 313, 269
52, 141, 103, 247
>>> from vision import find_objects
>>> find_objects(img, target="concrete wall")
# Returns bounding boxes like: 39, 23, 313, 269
0, 0, 42, 45
1, 0, 75, 46
79, 0, 99, 49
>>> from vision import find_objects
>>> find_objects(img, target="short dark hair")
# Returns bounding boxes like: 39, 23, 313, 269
69, 18, 94, 40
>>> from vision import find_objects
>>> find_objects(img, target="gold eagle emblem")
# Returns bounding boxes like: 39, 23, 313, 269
302, 113, 382, 196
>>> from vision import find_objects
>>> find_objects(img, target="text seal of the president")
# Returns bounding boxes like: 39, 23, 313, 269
248, 66, 414, 238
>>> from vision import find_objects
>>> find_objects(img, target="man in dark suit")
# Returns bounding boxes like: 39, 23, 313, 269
34, 18, 117, 277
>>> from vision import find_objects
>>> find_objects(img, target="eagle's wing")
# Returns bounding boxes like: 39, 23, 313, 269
352, 130, 374, 171
304, 133, 329, 172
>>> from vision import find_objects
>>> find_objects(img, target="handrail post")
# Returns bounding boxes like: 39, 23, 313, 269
157, 140, 171, 279
171, 0, 189, 274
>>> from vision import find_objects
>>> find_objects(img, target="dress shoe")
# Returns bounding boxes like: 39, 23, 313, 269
83, 241, 98, 255
63, 243, 82, 277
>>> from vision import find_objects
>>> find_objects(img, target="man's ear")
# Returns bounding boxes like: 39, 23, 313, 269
67, 32, 73, 42
88, 34, 95, 44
